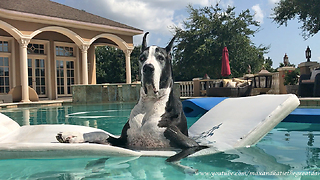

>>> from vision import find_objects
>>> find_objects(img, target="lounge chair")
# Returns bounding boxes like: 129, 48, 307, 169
298, 69, 320, 97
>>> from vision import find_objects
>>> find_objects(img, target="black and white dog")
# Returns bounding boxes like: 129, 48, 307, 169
57, 32, 206, 162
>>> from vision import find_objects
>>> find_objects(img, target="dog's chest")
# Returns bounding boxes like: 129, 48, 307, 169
127, 96, 170, 149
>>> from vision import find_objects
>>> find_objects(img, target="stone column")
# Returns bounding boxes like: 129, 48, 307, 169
88, 45, 96, 84
124, 49, 133, 84
298, 61, 320, 75
277, 66, 295, 94
11, 39, 16, 88
193, 78, 201, 97
19, 38, 30, 102
80, 45, 89, 85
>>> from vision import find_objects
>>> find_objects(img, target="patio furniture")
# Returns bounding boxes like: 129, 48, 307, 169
207, 85, 252, 97
207, 79, 252, 97
298, 69, 320, 97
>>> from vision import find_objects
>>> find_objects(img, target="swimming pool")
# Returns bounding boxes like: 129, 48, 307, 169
0, 103, 319, 179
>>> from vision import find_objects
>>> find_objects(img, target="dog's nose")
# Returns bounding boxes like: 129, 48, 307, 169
143, 64, 155, 74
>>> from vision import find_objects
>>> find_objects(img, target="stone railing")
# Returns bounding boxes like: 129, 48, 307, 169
198, 79, 222, 96
178, 73, 281, 97
72, 84, 141, 104
178, 79, 221, 97
72, 73, 282, 103
72, 82, 181, 104
178, 81, 194, 97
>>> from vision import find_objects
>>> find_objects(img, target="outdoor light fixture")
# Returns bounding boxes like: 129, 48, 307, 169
253, 68, 273, 94
305, 46, 311, 62
283, 53, 289, 66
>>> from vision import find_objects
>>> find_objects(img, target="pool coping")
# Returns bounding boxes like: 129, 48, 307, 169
0, 98, 73, 109
299, 97, 320, 107
0, 97, 319, 109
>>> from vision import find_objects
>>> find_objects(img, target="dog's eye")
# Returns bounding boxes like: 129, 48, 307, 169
139, 56, 146, 62
158, 55, 165, 61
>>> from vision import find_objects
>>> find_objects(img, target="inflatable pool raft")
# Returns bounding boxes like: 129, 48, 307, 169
0, 94, 299, 159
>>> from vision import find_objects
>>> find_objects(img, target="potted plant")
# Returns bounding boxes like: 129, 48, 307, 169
284, 69, 299, 95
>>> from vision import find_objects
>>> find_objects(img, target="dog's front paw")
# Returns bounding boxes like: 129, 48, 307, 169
157, 119, 169, 127
56, 132, 84, 143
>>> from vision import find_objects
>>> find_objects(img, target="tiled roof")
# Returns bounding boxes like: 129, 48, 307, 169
0, 0, 142, 32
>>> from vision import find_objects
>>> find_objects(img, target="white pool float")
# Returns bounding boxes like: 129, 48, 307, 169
0, 94, 299, 159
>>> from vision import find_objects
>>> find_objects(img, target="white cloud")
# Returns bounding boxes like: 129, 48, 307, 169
64, 0, 172, 35
60, 0, 234, 45
252, 4, 264, 24
268, 0, 280, 5
220, 0, 234, 8
64, 0, 223, 36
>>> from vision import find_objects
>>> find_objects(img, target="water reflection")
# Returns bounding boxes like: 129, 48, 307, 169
0, 103, 134, 134
22, 108, 30, 125
0, 146, 317, 180
257, 123, 320, 174
0, 105, 319, 179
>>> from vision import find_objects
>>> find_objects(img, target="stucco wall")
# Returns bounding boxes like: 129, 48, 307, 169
72, 84, 141, 104
0, 12, 139, 100
72, 83, 181, 104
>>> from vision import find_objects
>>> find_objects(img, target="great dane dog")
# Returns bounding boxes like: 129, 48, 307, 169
57, 32, 207, 162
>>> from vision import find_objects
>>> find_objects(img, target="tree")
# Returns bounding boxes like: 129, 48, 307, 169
130, 45, 142, 82
264, 57, 276, 72
272, 0, 320, 39
95, 46, 140, 83
172, 4, 268, 81
279, 62, 296, 68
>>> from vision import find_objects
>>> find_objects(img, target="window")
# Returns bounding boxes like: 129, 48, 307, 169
27, 43, 45, 54
56, 46, 74, 57
0, 38, 12, 94
0, 57, 10, 93
0, 41, 9, 52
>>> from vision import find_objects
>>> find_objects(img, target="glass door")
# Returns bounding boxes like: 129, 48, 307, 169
0, 57, 10, 94
56, 60, 74, 95
28, 58, 46, 96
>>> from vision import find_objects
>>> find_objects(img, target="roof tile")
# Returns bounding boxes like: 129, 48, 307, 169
0, 0, 142, 32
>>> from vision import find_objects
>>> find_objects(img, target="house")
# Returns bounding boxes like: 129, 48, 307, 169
0, 0, 143, 102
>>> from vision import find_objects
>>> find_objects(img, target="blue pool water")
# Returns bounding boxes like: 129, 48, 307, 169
0, 103, 319, 179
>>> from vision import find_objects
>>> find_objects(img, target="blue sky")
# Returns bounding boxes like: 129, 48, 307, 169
52, 0, 320, 68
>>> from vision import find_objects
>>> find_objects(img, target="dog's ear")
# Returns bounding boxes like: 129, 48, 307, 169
141, 32, 149, 52
166, 36, 175, 53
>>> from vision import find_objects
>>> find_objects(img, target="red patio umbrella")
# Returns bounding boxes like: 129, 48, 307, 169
221, 46, 231, 77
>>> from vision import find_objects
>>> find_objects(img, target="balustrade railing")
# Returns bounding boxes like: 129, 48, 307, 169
178, 73, 281, 97
177, 81, 194, 97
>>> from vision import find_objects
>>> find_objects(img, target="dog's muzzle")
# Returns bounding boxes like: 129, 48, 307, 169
143, 64, 154, 76
142, 64, 157, 95
143, 64, 155, 84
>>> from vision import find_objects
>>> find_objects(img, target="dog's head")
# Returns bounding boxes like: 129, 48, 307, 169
139, 32, 175, 97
